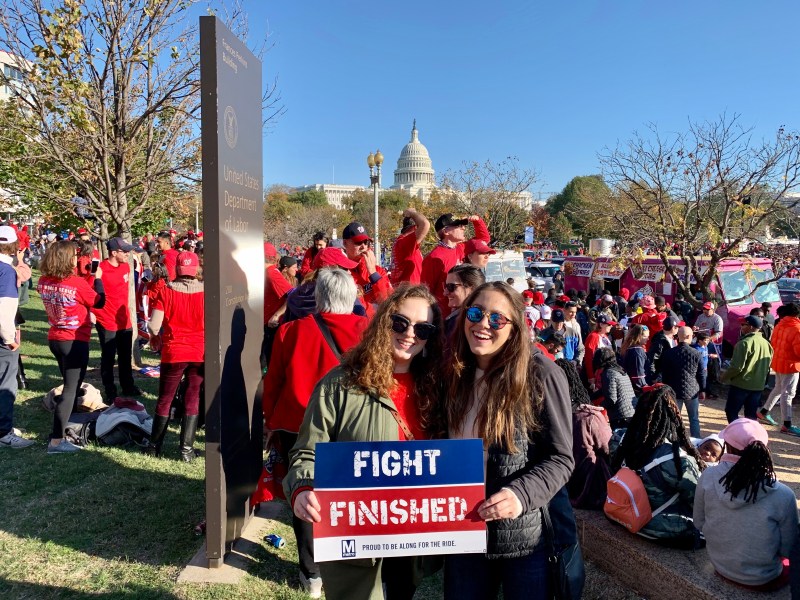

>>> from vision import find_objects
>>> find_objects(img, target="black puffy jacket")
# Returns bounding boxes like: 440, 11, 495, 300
484, 350, 575, 559
662, 342, 703, 400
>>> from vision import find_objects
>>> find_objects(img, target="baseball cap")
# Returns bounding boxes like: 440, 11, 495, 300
703, 302, 715, 310
464, 239, 496, 256
279, 256, 297, 269
744, 315, 763, 329
720, 417, 768, 451
263, 242, 278, 258
0, 226, 17, 243
531, 291, 545, 304
342, 222, 371, 243
662, 316, 684, 330
176, 251, 199, 277
434, 213, 469, 232
596, 314, 617, 326
602, 294, 614, 303
311, 247, 359, 270
551, 309, 565, 323
77, 227, 89, 235
522, 289, 535, 299
107, 237, 137, 252
540, 330, 566, 345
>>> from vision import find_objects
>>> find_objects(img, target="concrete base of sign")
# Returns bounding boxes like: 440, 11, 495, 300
177, 502, 284, 584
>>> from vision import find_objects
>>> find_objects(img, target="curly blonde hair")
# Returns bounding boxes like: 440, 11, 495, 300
341, 284, 444, 433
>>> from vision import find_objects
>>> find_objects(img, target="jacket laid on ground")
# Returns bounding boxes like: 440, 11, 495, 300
769, 315, 800, 374
720, 332, 773, 391
599, 367, 635, 424
694, 459, 798, 585
647, 330, 674, 382
480, 350, 575, 558
637, 443, 701, 541
568, 404, 612, 509
662, 342, 703, 400
262, 312, 367, 433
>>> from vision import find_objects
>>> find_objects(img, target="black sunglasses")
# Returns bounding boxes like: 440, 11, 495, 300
444, 282, 464, 293
390, 314, 437, 341
465, 306, 513, 330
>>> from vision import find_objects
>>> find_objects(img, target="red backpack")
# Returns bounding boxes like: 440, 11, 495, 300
604, 452, 681, 534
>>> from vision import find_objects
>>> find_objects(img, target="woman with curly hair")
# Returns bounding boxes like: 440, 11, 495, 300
611, 384, 705, 548
284, 284, 444, 600
694, 418, 797, 591
441, 282, 575, 599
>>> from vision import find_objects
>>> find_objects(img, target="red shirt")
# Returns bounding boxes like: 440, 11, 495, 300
390, 372, 428, 441
299, 247, 316, 279
264, 264, 292, 323
390, 230, 423, 286
152, 281, 205, 363
93, 259, 132, 330
162, 248, 179, 281
420, 218, 490, 317
348, 259, 392, 311
38, 275, 98, 342
262, 312, 367, 432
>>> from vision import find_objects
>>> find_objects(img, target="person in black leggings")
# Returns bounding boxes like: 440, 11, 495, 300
37, 240, 105, 454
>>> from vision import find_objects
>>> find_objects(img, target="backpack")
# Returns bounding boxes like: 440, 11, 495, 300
604, 451, 682, 534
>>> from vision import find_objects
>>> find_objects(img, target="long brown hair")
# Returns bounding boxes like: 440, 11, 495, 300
620, 323, 649, 356
40, 240, 78, 279
446, 282, 543, 453
341, 284, 444, 433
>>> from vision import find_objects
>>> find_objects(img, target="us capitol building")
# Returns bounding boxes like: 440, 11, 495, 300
294, 120, 533, 210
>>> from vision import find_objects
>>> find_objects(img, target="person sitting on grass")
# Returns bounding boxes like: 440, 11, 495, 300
611, 384, 705, 549
694, 418, 797, 591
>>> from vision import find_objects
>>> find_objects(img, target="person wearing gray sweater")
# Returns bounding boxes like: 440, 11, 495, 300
693, 418, 798, 591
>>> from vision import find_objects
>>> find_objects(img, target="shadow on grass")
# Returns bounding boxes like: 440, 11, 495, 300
0, 577, 180, 599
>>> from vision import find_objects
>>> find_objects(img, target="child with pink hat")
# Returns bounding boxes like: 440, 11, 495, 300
693, 418, 797, 591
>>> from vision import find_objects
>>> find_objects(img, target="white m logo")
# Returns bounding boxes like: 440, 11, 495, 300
341, 539, 356, 557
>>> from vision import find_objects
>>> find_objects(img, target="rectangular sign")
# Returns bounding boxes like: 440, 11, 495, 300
637, 263, 667, 282
564, 260, 595, 278
593, 260, 625, 280
313, 439, 486, 562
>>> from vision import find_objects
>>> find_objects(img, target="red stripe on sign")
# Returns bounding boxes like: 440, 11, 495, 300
314, 484, 486, 539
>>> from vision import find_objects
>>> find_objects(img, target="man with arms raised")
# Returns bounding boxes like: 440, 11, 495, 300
420, 212, 490, 316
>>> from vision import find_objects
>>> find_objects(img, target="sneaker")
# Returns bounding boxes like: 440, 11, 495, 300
758, 412, 778, 426
299, 572, 323, 599
121, 386, 143, 396
0, 431, 34, 448
780, 425, 800, 437
47, 440, 83, 454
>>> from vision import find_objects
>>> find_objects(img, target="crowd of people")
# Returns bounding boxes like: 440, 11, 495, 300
0, 224, 205, 459
1, 211, 799, 597
259, 211, 800, 599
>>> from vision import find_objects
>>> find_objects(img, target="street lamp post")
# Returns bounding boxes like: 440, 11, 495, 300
367, 149, 383, 263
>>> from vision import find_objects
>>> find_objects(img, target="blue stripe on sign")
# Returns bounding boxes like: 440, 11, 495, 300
314, 439, 485, 489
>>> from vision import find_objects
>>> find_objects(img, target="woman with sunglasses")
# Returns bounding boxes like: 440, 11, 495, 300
442, 263, 485, 338
284, 285, 444, 600
441, 281, 575, 599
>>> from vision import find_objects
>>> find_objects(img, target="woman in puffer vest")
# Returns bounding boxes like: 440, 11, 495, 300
440, 282, 575, 599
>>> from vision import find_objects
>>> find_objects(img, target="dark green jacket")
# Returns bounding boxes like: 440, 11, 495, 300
720, 332, 773, 391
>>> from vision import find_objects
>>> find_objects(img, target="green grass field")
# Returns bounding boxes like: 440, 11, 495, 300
0, 283, 637, 599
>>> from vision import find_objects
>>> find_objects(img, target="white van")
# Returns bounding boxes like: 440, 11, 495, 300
485, 250, 529, 293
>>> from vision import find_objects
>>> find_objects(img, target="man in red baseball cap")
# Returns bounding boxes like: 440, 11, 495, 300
420, 212, 490, 317
341, 222, 392, 310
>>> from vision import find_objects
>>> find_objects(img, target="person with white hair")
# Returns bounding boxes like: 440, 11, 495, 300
262, 267, 368, 597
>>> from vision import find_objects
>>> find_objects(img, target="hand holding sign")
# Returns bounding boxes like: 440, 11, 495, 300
294, 490, 322, 523
477, 487, 522, 521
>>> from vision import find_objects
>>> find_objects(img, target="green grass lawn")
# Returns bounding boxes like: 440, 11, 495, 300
0, 282, 634, 599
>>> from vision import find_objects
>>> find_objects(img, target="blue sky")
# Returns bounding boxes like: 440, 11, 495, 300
240, 1, 800, 198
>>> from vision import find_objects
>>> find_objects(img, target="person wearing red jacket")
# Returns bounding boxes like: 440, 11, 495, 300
261, 242, 293, 369
342, 221, 392, 312
145, 252, 205, 461
759, 303, 800, 436
420, 213, 490, 317
157, 231, 179, 281
299, 231, 328, 279
389, 208, 430, 286
584, 314, 615, 385
262, 267, 367, 594
93, 237, 141, 400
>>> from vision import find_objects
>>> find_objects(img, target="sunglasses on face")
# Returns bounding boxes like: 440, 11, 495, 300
444, 282, 464, 293
353, 239, 370, 247
390, 314, 437, 341
465, 306, 512, 330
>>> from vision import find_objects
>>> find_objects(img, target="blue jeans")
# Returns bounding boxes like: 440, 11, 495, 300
676, 395, 701, 437
725, 386, 762, 422
444, 548, 550, 600
0, 345, 19, 437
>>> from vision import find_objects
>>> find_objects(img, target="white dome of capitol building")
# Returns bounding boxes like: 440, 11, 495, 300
391, 120, 435, 201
